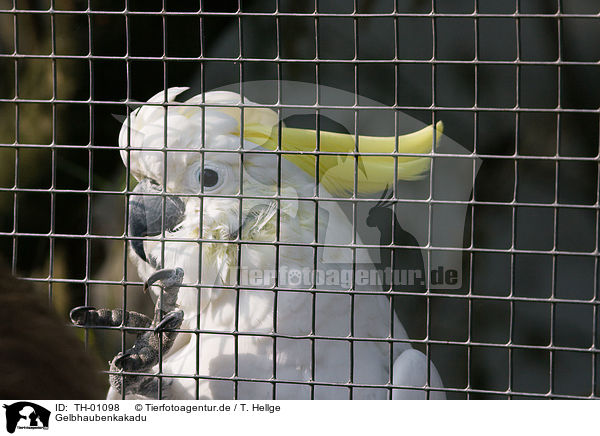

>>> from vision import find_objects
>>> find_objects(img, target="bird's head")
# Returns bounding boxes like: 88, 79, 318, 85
119, 87, 443, 288
366, 188, 397, 228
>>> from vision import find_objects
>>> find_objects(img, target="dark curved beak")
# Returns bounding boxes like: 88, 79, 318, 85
128, 179, 185, 267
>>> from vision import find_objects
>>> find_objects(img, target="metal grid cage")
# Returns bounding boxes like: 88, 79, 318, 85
1, 0, 599, 400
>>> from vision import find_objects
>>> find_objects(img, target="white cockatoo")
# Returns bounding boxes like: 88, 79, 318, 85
109, 87, 445, 400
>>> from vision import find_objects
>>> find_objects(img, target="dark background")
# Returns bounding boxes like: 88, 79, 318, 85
0, 0, 598, 398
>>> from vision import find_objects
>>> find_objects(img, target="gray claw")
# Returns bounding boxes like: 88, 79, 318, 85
113, 351, 143, 372
112, 352, 128, 370
70, 306, 96, 325
154, 310, 184, 332
144, 267, 184, 292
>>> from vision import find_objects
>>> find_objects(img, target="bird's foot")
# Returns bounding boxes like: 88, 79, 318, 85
69, 267, 186, 399
109, 307, 184, 397
110, 268, 185, 397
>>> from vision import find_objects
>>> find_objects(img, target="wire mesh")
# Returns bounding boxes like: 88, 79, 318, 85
0, 0, 599, 399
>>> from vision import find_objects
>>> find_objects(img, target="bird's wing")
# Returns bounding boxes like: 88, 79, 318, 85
392, 348, 446, 400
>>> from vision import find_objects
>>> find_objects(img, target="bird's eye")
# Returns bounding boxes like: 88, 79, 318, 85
189, 162, 226, 192
202, 168, 219, 188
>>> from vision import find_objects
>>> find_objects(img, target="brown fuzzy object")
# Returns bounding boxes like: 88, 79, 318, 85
0, 269, 107, 399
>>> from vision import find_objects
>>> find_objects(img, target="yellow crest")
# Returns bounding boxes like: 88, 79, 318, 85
217, 106, 443, 195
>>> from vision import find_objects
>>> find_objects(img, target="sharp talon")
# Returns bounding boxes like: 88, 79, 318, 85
69, 306, 96, 324
154, 311, 184, 332
113, 352, 134, 371
144, 267, 184, 292
112, 353, 125, 369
